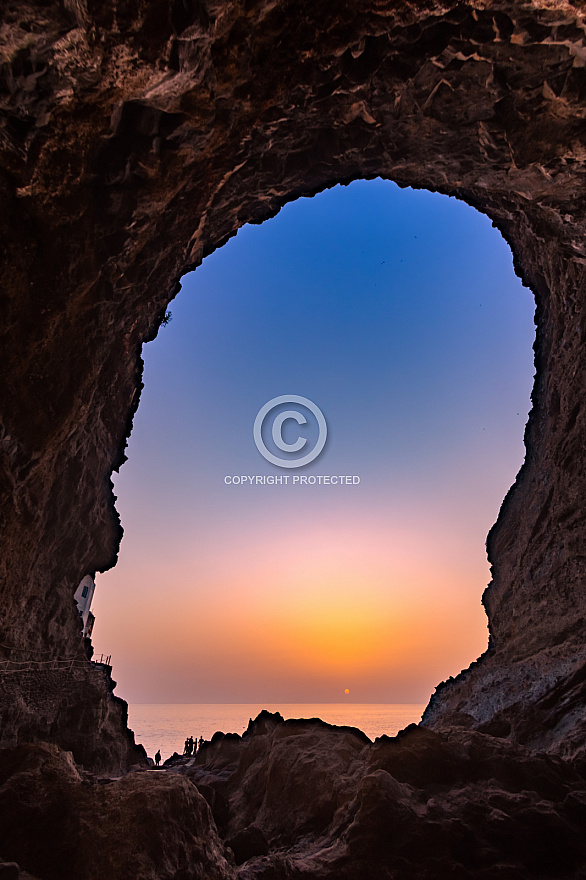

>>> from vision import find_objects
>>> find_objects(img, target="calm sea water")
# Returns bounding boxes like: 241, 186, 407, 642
128, 703, 426, 761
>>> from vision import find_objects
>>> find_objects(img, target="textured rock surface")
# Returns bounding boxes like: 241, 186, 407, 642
0, 742, 234, 880
3, 715, 586, 880
0, 662, 146, 774
175, 712, 586, 879
0, 0, 586, 805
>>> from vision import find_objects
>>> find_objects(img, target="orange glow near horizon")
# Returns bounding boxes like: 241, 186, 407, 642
94, 505, 491, 703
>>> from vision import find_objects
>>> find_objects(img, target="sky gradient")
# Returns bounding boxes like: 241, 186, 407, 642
93, 178, 536, 705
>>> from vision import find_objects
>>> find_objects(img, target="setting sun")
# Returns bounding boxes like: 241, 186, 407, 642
344, 689, 350, 694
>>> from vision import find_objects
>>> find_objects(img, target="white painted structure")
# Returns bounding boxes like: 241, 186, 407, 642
74, 574, 96, 638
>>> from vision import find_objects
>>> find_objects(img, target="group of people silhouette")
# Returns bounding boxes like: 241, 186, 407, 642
184, 735, 203, 756
153, 735, 204, 768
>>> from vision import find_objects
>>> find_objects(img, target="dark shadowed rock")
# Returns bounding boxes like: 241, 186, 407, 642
0, 743, 234, 880
162, 751, 185, 767
2, 0, 586, 877
0, 663, 146, 774
227, 825, 269, 865
183, 712, 586, 878
195, 782, 231, 830
1, 713, 586, 878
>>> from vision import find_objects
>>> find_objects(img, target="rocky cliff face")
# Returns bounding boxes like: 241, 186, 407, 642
1, 0, 586, 841
0, 662, 146, 774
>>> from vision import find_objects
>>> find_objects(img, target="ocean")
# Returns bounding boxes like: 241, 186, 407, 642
128, 703, 427, 762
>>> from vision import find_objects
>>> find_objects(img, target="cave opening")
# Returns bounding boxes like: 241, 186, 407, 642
90, 177, 535, 755
4, 4, 586, 873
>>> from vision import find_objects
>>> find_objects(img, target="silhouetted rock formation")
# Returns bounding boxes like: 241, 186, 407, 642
4, 715, 586, 879
190, 718, 586, 880
2, 0, 586, 875
0, 742, 233, 880
184, 714, 586, 877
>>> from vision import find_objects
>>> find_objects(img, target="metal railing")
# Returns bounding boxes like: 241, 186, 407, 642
92, 654, 111, 666
0, 654, 112, 673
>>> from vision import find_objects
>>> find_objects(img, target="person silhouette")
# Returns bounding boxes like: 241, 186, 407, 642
155, 749, 161, 767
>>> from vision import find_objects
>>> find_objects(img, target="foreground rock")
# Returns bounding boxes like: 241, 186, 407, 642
0, 742, 233, 880
2, 713, 586, 879
179, 712, 586, 879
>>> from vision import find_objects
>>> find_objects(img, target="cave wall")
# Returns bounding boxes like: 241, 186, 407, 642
1, 0, 585, 758
0, 662, 146, 773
